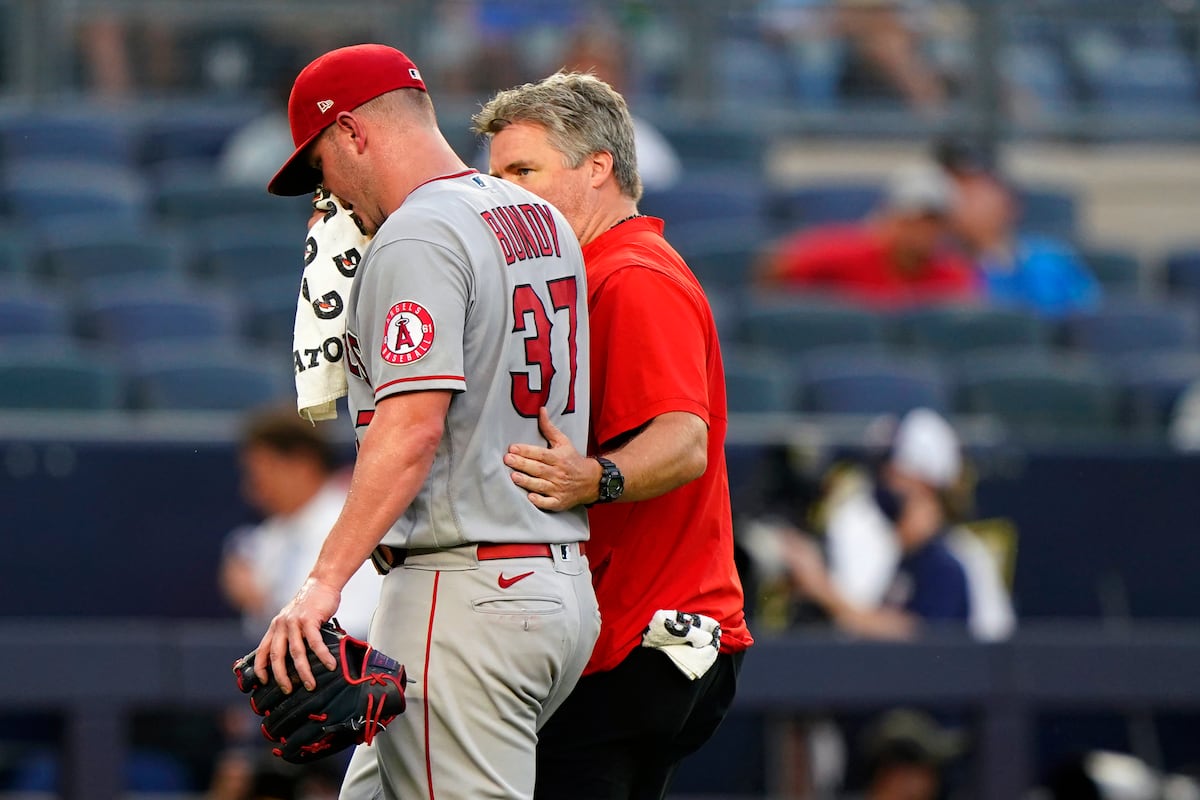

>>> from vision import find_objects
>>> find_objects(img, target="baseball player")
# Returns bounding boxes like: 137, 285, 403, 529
474, 72, 754, 799
254, 44, 599, 799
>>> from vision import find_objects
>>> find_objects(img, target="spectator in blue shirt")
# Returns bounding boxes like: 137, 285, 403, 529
935, 137, 1102, 318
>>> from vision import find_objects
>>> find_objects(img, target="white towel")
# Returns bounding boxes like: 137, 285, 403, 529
293, 190, 372, 422
641, 609, 722, 681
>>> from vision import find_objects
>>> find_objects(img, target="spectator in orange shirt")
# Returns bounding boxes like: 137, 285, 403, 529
756, 161, 980, 309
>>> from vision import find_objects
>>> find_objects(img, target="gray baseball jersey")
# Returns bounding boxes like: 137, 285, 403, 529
342, 170, 590, 549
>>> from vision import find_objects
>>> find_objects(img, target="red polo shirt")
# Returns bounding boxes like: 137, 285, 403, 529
581, 216, 753, 675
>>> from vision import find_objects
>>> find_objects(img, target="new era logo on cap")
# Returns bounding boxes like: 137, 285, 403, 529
317, 99, 335, 113
409, 68, 421, 81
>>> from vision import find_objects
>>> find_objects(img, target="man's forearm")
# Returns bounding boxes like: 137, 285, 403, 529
602, 411, 708, 503
309, 391, 449, 589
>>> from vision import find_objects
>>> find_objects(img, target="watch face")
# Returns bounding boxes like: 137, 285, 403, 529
597, 458, 624, 502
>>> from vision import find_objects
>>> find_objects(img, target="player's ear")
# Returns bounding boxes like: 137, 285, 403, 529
335, 112, 368, 153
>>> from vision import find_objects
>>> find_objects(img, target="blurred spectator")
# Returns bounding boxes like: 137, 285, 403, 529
77, 13, 179, 97
218, 405, 379, 639
755, 160, 980, 309
558, 17, 683, 189
211, 407, 376, 800
1039, 750, 1200, 800
760, 0, 956, 114
850, 708, 966, 800
935, 137, 1102, 318
217, 64, 298, 188
742, 408, 1015, 642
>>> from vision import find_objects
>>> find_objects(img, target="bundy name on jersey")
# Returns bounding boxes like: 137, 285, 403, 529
479, 202, 562, 265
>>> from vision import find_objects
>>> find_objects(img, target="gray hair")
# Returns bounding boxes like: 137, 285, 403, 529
473, 71, 643, 201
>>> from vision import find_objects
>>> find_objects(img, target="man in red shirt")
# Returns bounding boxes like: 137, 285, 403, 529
474, 72, 753, 799
757, 161, 980, 309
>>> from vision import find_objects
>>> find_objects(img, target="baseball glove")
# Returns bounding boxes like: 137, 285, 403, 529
232, 620, 407, 764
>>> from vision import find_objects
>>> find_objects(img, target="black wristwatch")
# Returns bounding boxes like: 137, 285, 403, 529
592, 456, 625, 504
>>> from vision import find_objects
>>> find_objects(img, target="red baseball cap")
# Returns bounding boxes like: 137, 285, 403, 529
267, 44, 427, 196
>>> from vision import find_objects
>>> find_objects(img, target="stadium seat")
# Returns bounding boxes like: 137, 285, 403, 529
75, 285, 242, 347
0, 228, 34, 278
1071, 24, 1200, 114
128, 344, 292, 412
1080, 245, 1143, 293
1059, 300, 1200, 357
1109, 351, 1200, 435
736, 296, 889, 357
152, 175, 310, 227
1, 160, 148, 233
0, 289, 70, 338
722, 349, 800, 414
0, 344, 123, 410
955, 354, 1119, 440
242, 277, 301, 346
766, 182, 882, 235
669, 220, 771, 291
135, 102, 256, 170
37, 224, 187, 289
1162, 246, 1200, 303
640, 174, 766, 230
799, 351, 951, 416
188, 218, 307, 285
0, 110, 136, 168
1014, 185, 1079, 242
657, 123, 769, 176
712, 36, 795, 111
892, 303, 1051, 357
1001, 40, 1077, 112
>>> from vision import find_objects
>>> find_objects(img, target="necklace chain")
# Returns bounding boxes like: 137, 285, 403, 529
609, 213, 643, 230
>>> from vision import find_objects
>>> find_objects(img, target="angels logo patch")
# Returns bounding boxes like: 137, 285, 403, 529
382, 301, 435, 365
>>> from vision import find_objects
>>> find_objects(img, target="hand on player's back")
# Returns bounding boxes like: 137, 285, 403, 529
505, 407, 599, 511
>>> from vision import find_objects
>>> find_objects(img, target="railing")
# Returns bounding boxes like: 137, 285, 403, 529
6, 620, 1200, 799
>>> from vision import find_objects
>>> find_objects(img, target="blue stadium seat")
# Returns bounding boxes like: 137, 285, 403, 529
1001, 40, 1077, 112
736, 296, 889, 357
669, 220, 772, 291
128, 344, 292, 412
0, 110, 136, 168
152, 174, 310, 226
658, 123, 769, 176
0, 289, 70, 338
0, 343, 123, 410
242, 277, 300, 346
1110, 351, 1200, 435
1, 160, 148, 233
189, 218, 307, 285
1163, 246, 1200, 303
0, 227, 34, 278
75, 285, 242, 347
799, 351, 950, 416
135, 102, 256, 170
640, 174, 766, 230
722, 349, 800, 414
955, 353, 1118, 440
37, 224, 187, 289
1014, 185, 1079, 242
1080, 245, 1143, 293
1059, 299, 1200, 357
892, 303, 1051, 357
767, 182, 882, 235
1063, 13, 1200, 115
713, 36, 794, 110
